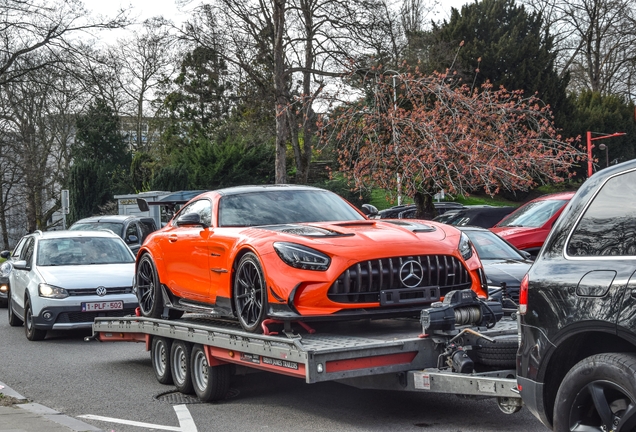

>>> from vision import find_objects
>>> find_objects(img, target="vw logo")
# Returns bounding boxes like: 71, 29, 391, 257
399, 260, 424, 288
96, 286, 107, 297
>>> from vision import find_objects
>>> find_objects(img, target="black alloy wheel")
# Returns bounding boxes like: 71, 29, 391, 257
554, 353, 636, 432
24, 297, 46, 341
233, 253, 268, 333
136, 254, 162, 318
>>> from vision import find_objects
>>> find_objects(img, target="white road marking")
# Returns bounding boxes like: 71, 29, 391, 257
79, 404, 198, 431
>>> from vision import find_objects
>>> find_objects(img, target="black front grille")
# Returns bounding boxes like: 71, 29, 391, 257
56, 308, 137, 323
328, 255, 472, 304
66, 287, 133, 296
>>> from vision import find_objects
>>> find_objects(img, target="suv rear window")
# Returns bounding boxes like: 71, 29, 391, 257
567, 169, 636, 256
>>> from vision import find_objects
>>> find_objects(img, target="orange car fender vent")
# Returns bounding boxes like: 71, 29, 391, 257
325, 352, 418, 373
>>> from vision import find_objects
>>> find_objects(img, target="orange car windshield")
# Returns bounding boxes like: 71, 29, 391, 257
218, 190, 365, 226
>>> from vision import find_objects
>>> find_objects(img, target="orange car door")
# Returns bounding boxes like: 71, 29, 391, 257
162, 199, 212, 303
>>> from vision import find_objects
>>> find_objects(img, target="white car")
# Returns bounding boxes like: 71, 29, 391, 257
6, 230, 138, 341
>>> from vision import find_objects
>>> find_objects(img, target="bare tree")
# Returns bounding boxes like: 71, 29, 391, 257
184, 0, 396, 184
0, 0, 129, 87
522, 0, 636, 99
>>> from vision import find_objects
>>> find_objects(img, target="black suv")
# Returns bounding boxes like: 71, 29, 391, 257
69, 215, 157, 255
517, 159, 636, 431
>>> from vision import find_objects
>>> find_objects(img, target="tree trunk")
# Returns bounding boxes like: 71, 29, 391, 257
273, 0, 288, 184
414, 191, 437, 220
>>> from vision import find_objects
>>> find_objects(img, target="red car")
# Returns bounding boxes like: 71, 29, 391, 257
135, 185, 487, 332
490, 191, 575, 257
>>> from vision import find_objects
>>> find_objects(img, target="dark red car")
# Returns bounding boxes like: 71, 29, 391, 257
489, 191, 575, 257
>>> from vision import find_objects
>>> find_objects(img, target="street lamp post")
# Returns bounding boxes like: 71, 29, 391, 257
586, 131, 626, 177
598, 143, 609, 167
384, 69, 402, 205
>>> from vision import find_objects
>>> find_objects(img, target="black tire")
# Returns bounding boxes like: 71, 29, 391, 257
190, 344, 231, 402
472, 335, 517, 368
233, 253, 268, 333
7, 295, 23, 327
554, 353, 636, 432
170, 340, 194, 394
24, 297, 46, 341
136, 254, 163, 318
151, 337, 173, 385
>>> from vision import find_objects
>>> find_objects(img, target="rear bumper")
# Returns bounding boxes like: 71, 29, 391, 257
517, 373, 550, 428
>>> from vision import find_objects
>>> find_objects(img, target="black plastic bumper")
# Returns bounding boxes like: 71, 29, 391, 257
517, 375, 550, 428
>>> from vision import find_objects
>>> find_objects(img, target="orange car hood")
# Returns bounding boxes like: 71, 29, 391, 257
251, 220, 456, 255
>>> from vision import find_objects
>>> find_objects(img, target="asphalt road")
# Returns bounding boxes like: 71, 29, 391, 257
0, 309, 548, 432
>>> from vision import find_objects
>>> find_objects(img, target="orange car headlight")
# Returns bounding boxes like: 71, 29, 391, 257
273, 242, 331, 271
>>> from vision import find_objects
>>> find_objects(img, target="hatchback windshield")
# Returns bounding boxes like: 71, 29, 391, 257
496, 199, 567, 228
463, 230, 525, 260
219, 190, 365, 227
68, 222, 124, 237
37, 237, 135, 266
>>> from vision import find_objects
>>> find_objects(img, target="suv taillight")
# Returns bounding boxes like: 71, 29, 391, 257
519, 273, 529, 314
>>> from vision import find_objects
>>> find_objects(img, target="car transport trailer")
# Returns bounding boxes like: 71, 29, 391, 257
87, 289, 522, 414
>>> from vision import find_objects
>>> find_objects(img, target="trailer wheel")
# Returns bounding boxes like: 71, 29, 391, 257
191, 344, 231, 402
170, 340, 194, 394
233, 253, 268, 333
151, 337, 173, 385
136, 254, 162, 318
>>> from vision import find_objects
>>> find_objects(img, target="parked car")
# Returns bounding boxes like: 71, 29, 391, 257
490, 191, 575, 257
69, 215, 158, 255
517, 159, 636, 431
135, 185, 487, 333
457, 226, 532, 310
436, 206, 517, 228
6, 230, 137, 341
377, 202, 466, 219
0, 259, 10, 307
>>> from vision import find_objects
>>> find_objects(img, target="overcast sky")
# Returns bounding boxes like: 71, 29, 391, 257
85, 0, 471, 28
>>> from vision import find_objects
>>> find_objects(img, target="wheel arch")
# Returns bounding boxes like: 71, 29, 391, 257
541, 329, 636, 426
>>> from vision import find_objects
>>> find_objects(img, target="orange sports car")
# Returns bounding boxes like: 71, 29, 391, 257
135, 185, 487, 332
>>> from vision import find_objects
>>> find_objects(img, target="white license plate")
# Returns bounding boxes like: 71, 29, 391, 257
81, 301, 124, 312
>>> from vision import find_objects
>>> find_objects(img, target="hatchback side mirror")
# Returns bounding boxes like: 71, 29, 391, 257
12, 260, 29, 270
0, 250, 9, 259
126, 235, 139, 244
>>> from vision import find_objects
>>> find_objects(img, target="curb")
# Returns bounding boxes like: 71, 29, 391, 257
0, 380, 102, 432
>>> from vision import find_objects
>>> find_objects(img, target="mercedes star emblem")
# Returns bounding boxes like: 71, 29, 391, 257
96, 286, 107, 297
399, 260, 424, 288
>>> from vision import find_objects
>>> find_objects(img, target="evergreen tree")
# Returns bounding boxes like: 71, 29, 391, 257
67, 160, 111, 225
423, 0, 569, 126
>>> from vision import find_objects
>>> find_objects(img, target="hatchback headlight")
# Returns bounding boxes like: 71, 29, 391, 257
458, 232, 473, 260
39, 283, 69, 299
273, 242, 331, 271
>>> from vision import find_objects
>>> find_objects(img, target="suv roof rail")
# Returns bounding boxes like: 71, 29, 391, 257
33, 230, 43, 236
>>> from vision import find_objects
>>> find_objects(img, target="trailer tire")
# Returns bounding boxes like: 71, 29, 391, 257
473, 335, 517, 368
136, 254, 163, 319
152, 337, 173, 385
170, 341, 194, 394
191, 344, 231, 402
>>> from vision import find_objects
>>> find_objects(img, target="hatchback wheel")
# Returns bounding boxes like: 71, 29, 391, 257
24, 297, 46, 341
7, 295, 23, 327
